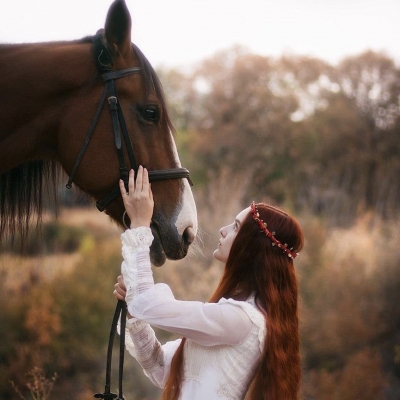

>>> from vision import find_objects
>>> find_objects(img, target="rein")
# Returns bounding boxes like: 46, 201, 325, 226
64, 32, 192, 400
94, 300, 127, 400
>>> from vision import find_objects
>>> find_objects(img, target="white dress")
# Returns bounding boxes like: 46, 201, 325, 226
120, 227, 266, 400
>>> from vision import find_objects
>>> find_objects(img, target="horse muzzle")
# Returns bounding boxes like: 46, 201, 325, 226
150, 215, 194, 267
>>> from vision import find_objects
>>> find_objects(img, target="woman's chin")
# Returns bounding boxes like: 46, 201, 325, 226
213, 249, 225, 263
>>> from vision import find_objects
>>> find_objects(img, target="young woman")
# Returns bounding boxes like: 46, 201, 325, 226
114, 166, 304, 400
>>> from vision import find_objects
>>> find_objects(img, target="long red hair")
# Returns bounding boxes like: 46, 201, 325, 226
162, 203, 304, 400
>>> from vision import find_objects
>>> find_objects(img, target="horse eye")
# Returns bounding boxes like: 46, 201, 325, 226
141, 106, 159, 122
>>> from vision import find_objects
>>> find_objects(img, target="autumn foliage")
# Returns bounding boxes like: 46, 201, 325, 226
1, 49, 400, 399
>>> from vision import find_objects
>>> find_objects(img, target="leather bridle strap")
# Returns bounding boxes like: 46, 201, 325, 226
95, 68, 192, 211
96, 168, 192, 212
65, 86, 108, 190
65, 67, 141, 190
66, 63, 192, 212
94, 300, 127, 400
102, 68, 142, 184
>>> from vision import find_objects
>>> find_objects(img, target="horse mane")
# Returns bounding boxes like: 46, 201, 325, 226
0, 35, 174, 246
0, 160, 61, 244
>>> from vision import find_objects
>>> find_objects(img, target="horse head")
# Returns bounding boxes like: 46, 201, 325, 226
0, 0, 197, 266
62, 0, 197, 266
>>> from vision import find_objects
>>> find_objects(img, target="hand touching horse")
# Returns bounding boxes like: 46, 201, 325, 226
0, 0, 197, 266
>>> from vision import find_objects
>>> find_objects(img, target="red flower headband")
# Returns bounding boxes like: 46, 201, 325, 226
250, 202, 299, 259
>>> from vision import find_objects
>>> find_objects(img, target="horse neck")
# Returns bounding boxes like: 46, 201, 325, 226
0, 41, 93, 173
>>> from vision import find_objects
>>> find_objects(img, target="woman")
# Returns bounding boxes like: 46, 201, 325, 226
114, 166, 304, 400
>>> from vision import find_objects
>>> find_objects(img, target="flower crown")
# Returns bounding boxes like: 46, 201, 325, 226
250, 202, 299, 259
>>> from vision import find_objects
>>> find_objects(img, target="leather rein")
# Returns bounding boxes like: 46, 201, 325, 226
64, 33, 192, 400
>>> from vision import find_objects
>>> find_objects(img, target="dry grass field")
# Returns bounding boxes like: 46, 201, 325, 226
1, 200, 399, 399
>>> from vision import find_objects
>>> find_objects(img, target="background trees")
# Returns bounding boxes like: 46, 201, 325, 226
164, 48, 400, 225
1, 49, 399, 399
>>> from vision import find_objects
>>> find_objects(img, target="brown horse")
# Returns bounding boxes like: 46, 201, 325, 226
0, 0, 197, 266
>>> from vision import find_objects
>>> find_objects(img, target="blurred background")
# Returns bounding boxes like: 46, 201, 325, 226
1, 1, 400, 399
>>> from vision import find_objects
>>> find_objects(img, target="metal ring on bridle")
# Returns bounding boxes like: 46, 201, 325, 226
122, 210, 129, 229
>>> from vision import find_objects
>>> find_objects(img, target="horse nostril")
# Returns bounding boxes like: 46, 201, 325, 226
183, 226, 195, 245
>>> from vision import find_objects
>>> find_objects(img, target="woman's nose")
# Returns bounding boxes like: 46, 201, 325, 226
220, 227, 226, 238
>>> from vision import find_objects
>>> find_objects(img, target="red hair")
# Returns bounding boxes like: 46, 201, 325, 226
162, 204, 304, 400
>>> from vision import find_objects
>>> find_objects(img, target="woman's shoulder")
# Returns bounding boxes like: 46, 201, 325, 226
217, 296, 265, 327
217, 296, 266, 352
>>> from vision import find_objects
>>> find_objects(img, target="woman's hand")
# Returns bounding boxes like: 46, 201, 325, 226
119, 166, 154, 229
113, 275, 127, 301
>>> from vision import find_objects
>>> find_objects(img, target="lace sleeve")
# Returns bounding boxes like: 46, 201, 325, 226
125, 319, 164, 371
120, 227, 154, 305
118, 318, 181, 388
120, 227, 171, 385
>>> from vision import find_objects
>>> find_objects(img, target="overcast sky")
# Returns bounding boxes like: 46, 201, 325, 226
1, 0, 399, 68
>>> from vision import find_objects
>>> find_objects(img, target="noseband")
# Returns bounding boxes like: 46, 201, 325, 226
65, 32, 193, 400
66, 32, 192, 212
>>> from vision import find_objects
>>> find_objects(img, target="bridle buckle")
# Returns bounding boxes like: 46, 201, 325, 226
108, 96, 117, 108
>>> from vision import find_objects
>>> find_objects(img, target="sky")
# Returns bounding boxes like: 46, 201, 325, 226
1, 0, 399, 69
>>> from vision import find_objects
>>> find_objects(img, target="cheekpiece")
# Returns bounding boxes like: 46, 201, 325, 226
250, 202, 299, 259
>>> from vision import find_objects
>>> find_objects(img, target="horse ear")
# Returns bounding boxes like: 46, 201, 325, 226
104, 0, 132, 56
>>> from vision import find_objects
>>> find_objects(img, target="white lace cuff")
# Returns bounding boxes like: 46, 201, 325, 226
121, 227, 155, 305
121, 226, 154, 250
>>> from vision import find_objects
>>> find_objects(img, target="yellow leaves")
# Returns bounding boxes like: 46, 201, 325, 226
25, 291, 61, 347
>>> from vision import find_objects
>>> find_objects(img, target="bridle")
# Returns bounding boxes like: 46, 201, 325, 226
65, 32, 192, 400
66, 32, 192, 213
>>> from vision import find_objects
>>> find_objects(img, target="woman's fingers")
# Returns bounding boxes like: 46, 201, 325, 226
113, 277, 127, 301
113, 285, 124, 299
119, 166, 154, 228
142, 167, 150, 195
119, 178, 127, 197
128, 168, 135, 194
117, 275, 126, 290
120, 166, 150, 197
113, 289, 125, 301
135, 165, 143, 193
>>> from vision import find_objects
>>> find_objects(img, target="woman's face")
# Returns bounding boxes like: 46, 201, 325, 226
213, 207, 250, 263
